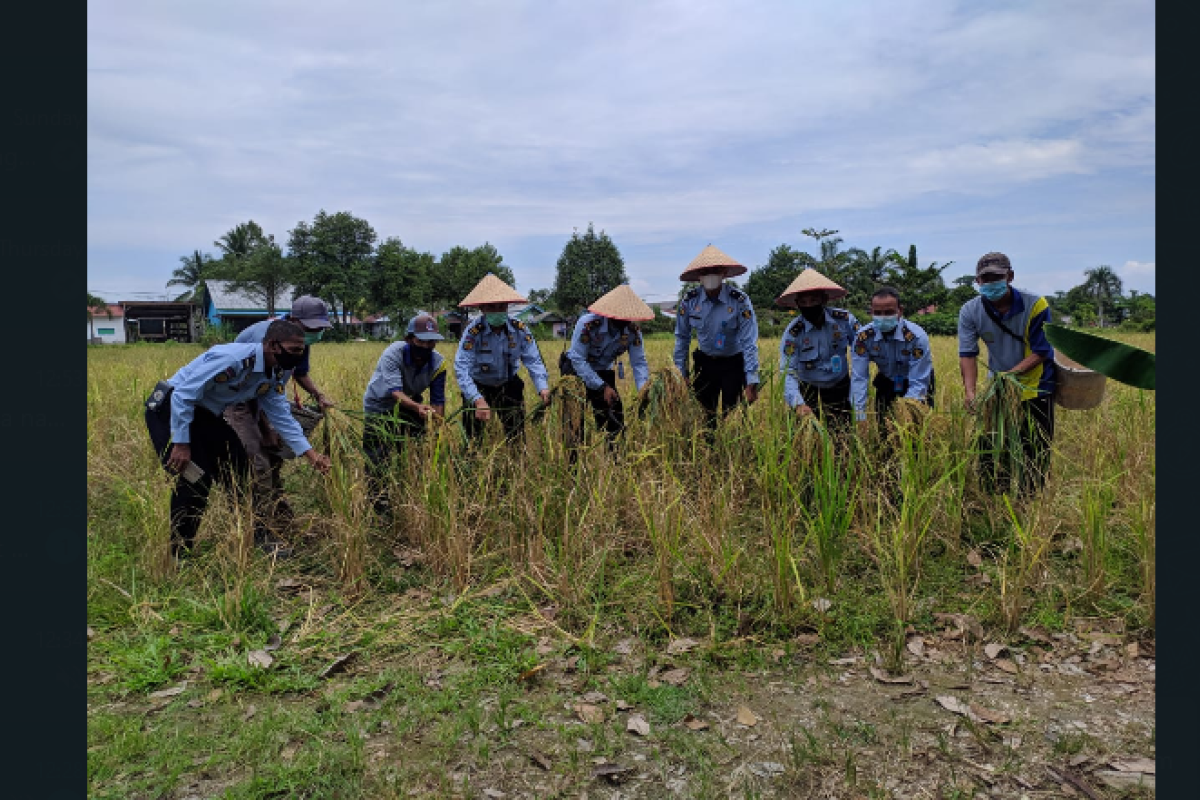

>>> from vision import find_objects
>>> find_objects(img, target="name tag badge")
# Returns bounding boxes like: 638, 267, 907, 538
830, 355, 842, 373
714, 333, 725, 349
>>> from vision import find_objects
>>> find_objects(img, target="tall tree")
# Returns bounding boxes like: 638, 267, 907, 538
214, 221, 268, 261
367, 237, 436, 321
527, 288, 554, 307
435, 243, 516, 309
87, 292, 112, 341
289, 210, 378, 324
168, 249, 217, 301
226, 235, 294, 317
744, 244, 817, 309
551, 223, 629, 314
1082, 265, 1123, 328
841, 245, 897, 310
882, 245, 951, 312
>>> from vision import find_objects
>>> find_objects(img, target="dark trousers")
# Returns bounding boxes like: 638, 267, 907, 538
979, 394, 1056, 495
462, 377, 526, 442
873, 371, 937, 419
585, 369, 625, 439
145, 404, 254, 556
798, 374, 853, 429
692, 350, 746, 427
362, 403, 427, 515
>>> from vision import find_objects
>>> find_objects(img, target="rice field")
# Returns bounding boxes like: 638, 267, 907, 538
86, 331, 1156, 798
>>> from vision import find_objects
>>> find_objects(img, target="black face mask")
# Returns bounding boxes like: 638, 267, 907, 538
800, 305, 826, 325
409, 345, 432, 366
273, 344, 305, 370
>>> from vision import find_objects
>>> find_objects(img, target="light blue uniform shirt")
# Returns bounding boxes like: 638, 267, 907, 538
566, 313, 651, 392
166, 343, 312, 455
850, 319, 934, 421
453, 317, 550, 405
779, 308, 860, 409
235, 317, 312, 378
672, 284, 760, 384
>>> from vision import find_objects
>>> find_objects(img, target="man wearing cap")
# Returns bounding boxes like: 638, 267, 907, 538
777, 269, 861, 428
226, 295, 336, 529
143, 319, 332, 561
565, 284, 653, 441
850, 286, 936, 431
362, 314, 448, 518
958, 252, 1057, 493
673, 245, 761, 429
453, 273, 552, 442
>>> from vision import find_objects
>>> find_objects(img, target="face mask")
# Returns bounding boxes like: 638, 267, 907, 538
409, 344, 432, 365
978, 281, 1009, 301
699, 274, 723, 291
799, 305, 825, 323
873, 315, 899, 333
485, 312, 509, 328
303, 331, 323, 346
273, 345, 304, 370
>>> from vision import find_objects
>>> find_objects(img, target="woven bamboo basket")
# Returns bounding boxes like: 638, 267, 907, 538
1053, 354, 1106, 410
290, 402, 326, 436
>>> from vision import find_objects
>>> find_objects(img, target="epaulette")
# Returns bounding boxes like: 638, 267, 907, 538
829, 309, 848, 320
241, 354, 256, 370
468, 323, 483, 335
729, 288, 746, 302
586, 318, 603, 329
684, 287, 700, 300
514, 320, 526, 330
788, 318, 805, 336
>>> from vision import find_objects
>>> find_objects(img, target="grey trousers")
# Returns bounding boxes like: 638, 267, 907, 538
223, 401, 295, 527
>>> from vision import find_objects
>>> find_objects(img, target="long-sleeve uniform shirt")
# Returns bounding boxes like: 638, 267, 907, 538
779, 308, 860, 409
453, 317, 550, 404
566, 313, 651, 391
672, 284, 761, 385
957, 289, 1056, 400
235, 316, 312, 379
363, 343, 448, 415
850, 319, 934, 421
166, 343, 312, 455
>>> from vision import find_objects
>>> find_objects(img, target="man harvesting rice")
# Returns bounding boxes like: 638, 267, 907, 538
850, 286, 936, 432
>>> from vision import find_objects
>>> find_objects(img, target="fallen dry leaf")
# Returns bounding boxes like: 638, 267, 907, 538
984, 643, 1006, 660
1019, 626, 1052, 644
660, 668, 690, 686
592, 763, 633, 783
403, 588, 431, 603
682, 714, 710, 731
907, 637, 926, 658
482, 789, 505, 799
344, 700, 367, 713
148, 682, 188, 700
281, 743, 299, 761
626, 713, 650, 736
580, 691, 609, 704
535, 638, 554, 656
242, 704, 258, 721
811, 597, 833, 613
935, 695, 974, 718
392, 546, 425, 567
613, 638, 635, 656
1109, 757, 1155, 775
575, 703, 605, 725
563, 655, 580, 672
794, 633, 821, 647
736, 705, 759, 726
319, 653, 355, 679
666, 637, 699, 656
87, 626, 96, 640
615, 699, 633, 711
205, 688, 223, 703
969, 703, 1010, 725
264, 634, 282, 652
518, 664, 546, 682
994, 658, 1020, 675
247, 650, 274, 669
529, 749, 552, 771
275, 577, 306, 593
869, 667, 914, 684
934, 613, 984, 641
967, 550, 983, 568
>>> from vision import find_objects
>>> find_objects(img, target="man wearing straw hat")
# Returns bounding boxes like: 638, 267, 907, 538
361, 314, 448, 519
453, 273, 552, 442
565, 284, 653, 440
850, 286, 936, 431
673, 245, 761, 429
958, 252, 1057, 493
776, 269, 861, 428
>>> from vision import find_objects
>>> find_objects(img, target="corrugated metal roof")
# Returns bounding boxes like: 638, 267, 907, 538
205, 280, 295, 312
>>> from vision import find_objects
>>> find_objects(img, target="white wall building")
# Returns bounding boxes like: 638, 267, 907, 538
87, 304, 127, 344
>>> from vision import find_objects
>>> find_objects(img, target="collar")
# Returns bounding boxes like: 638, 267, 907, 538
701, 284, 731, 305
871, 320, 905, 342
795, 307, 832, 333
252, 343, 266, 373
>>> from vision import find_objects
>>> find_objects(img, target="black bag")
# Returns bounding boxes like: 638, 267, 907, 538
558, 349, 577, 377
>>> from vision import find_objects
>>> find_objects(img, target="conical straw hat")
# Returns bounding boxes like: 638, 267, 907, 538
775, 268, 847, 307
588, 284, 655, 321
458, 273, 528, 307
679, 244, 747, 281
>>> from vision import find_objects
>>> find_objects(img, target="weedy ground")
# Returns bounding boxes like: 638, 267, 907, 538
88, 333, 1156, 799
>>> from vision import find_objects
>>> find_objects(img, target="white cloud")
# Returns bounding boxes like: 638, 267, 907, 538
1121, 260, 1154, 276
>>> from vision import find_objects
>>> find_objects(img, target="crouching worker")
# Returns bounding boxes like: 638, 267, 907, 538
850, 286, 936, 434
143, 320, 332, 561
361, 314, 447, 519
565, 284, 652, 442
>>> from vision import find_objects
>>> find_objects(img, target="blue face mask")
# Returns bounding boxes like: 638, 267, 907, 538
978, 281, 1009, 301
873, 315, 899, 333
485, 312, 509, 328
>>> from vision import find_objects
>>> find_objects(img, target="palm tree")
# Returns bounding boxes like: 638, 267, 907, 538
213, 221, 266, 261
87, 292, 112, 342
1082, 265, 1123, 328
168, 250, 214, 300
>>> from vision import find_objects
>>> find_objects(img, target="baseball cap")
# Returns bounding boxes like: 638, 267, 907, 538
406, 314, 444, 341
290, 295, 332, 329
976, 252, 1012, 278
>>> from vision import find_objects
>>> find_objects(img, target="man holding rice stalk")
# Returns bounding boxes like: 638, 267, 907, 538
673, 244, 761, 432
143, 320, 333, 562
850, 286, 936, 432
453, 273, 552, 443
958, 252, 1058, 494
564, 283, 653, 441
361, 314, 448, 520
776, 269, 861, 429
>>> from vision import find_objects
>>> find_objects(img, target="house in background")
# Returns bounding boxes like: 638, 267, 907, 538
528, 311, 569, 338
202, 280, 296, 333
110, 301, 202, 343
86, 304, 126, 344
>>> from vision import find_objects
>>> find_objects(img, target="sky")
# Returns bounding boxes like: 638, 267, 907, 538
88, 0, 1155, 307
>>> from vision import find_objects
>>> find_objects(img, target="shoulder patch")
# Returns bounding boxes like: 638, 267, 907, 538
856, 329, 869, 342
463, 339, 474, 351
514, 320, 526, 329
729, 288, 745, 301
903, 328, 915, 342
741, 309, 752, 320
684, 288, 700, 300
468, 323, 483, 335
788, 319, 805, 336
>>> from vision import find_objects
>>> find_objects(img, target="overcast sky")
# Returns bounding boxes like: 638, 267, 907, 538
88, 0, 1155, 306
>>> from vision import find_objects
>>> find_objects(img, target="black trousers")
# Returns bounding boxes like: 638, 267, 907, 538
584, 369, 625, 439
462, 377, 526, 442
979, 393, 1056, 495
798, 374, 853, 428
873, 371, 937, 418
362, 402, 427, 514
145, 403, 255, 555
692, 350, 746, 425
